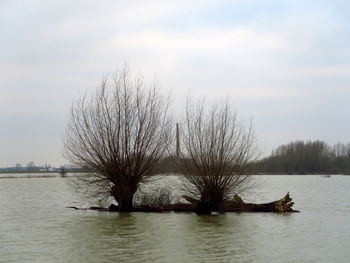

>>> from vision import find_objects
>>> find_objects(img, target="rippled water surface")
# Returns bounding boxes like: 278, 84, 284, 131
1, 175, 350, 262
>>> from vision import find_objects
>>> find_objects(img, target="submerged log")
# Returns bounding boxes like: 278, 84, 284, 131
220, 192, 298, 213
66, 193, 299, 213
166, 192, 298, 213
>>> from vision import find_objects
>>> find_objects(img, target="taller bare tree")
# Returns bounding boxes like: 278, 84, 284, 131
64, 67, 172, 211
177, 98, 258, 214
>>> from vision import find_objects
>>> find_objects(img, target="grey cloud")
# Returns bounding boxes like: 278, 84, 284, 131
1, 0, 350, 165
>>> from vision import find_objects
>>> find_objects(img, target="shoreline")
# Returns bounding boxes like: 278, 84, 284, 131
0, 173, 349, 179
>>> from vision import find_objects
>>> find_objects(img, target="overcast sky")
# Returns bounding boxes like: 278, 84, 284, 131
1, 0, 350, 167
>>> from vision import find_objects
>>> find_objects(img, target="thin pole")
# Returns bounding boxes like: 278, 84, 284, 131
176, 123, 180, 157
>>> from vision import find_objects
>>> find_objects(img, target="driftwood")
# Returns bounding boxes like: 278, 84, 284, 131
175, 192, 298, 213
66, 192, 298, 213
221, 192, 298, 212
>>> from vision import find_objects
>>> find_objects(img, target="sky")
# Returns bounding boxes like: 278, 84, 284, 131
1, 0, 350, 167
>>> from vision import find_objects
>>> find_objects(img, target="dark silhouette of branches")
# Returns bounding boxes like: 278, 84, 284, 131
134, 186, 175, 209
64, 67, 172, 211
176, 97, 258, 213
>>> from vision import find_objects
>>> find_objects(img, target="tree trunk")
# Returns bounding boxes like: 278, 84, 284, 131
194, 199, 223, 214
193, 190, 224, 214
112, 184, 137, 212
118, 196, 134, 212
194, 201, 212, 214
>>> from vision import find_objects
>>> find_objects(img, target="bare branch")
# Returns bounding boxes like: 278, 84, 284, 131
63, 66, 172, 211
176, 97, 258, 213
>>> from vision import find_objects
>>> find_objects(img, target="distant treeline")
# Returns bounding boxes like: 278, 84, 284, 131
250, 141, 350, 175
0, 166, 87, 174
2, 140, 349, 176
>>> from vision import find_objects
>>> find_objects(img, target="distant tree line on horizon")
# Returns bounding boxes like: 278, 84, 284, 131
3, 140, 349, 176
0, 163, 84, 173
249, 140, 350, 175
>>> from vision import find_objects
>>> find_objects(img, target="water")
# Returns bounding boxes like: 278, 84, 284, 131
0, 175, 350, 262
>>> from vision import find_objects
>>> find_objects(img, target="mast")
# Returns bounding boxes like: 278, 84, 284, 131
176, 123, 180, 157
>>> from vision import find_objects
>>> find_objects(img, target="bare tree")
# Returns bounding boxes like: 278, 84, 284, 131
64, 67, 172, 211
176, 97, 258, 214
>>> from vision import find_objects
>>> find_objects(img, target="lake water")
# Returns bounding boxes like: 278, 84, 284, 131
0, 175, 349, 262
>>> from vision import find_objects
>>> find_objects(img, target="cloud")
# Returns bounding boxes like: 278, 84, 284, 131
113, 28, 284, 50
1, 0, 350, 165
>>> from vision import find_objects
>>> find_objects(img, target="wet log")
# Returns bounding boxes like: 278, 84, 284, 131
180, 192, 298, 213
220, 192, 299, 213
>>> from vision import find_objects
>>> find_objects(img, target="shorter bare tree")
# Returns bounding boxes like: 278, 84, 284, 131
177, 98, 258, 214
64, 67, 172, 211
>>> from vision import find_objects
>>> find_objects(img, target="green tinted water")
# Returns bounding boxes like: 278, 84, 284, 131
0, 175, 349, 262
